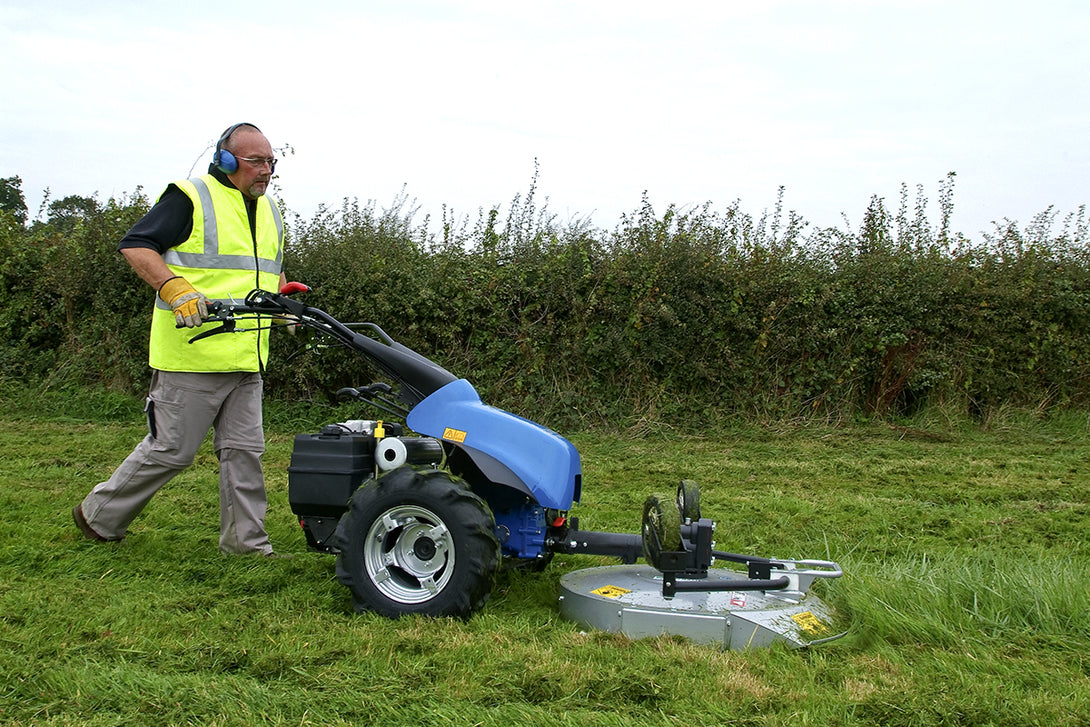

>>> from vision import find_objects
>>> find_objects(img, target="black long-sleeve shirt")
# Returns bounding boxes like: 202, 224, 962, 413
118, 167, 259, 254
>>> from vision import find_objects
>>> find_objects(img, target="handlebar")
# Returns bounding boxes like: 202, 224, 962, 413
187, 286, 459, 409
176, 284, 310, 330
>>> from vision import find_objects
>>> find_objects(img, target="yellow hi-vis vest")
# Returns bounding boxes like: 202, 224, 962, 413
148, 174, 284, 373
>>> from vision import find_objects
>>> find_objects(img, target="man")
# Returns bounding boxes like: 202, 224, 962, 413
73, 122, 288, 556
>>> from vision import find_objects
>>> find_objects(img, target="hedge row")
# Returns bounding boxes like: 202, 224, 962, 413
2, 181, 1088, 430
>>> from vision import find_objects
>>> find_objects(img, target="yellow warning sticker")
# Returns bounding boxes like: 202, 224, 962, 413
791, 611, 828, 634
443, 427, 467, 443
591, 585, 631, 599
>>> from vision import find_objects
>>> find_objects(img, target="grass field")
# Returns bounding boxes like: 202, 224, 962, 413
1, 390, 1088, 726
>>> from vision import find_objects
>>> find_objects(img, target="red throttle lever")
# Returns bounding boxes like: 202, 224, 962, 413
280, 281, 311, 295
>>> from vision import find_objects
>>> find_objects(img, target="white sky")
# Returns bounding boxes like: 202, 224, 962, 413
2, 0, 1087, 239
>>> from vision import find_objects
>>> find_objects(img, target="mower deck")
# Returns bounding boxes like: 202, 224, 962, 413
558, 563, 845, 650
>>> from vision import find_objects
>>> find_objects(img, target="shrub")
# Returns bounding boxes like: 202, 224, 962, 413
2, 178, 1087, 430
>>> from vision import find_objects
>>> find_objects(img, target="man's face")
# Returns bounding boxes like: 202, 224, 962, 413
225, 128, 276, 199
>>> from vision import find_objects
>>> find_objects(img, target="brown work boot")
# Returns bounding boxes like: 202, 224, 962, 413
72, 505, 124, 542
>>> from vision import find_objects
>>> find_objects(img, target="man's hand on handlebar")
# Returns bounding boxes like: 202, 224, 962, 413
159, 277, 209, 328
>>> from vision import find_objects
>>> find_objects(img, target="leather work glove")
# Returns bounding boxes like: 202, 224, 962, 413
159, 276, 209, 328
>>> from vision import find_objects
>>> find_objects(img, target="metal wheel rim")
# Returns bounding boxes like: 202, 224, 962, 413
364, 504, 455, 604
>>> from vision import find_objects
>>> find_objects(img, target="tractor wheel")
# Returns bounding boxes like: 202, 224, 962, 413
676, 479, 702, 521
333, 467, 500, 618
642, 492, 682, 563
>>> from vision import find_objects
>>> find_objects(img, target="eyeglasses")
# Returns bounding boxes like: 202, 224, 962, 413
236, 156, 278, 171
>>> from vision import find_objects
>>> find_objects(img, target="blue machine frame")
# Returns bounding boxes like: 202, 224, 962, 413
407, 378, 583, 558
406, 378, 583, 512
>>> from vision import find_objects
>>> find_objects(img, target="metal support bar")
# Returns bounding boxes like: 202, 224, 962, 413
661, 571, 790, 598
653, 518, 792, 598
548, 520, 642, 564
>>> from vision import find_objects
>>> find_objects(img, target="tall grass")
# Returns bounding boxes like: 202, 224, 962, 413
841, 552, 1090, 647
1, 392, 1088, 725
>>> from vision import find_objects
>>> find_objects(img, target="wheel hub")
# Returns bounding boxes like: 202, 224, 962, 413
413, 536, 438, 560
365, 505, 455, 603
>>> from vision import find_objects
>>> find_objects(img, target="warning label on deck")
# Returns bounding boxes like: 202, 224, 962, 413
591, 585, 631, 599
791, 611, 828, 634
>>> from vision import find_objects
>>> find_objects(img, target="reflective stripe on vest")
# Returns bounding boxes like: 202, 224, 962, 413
161, 177, 283, 275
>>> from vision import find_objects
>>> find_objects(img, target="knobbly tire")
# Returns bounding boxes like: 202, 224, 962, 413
676, 479, 701, 521
333, 466, 501, 618
642, 492, 682, 564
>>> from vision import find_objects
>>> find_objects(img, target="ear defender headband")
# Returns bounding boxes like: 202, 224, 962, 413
213, 122, 261, 174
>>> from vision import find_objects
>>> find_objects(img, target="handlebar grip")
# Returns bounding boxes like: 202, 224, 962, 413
280, 281, 311, 295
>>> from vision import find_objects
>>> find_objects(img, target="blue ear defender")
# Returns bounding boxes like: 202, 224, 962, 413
213, 122, 260, 174
215, 148, 238, 174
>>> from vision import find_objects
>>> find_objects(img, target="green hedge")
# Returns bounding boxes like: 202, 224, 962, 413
2, 180, 1088, 430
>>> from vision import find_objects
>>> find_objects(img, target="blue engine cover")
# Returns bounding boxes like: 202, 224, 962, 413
406, 379, 581, 511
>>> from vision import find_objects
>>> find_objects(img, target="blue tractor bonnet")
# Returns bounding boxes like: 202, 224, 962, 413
406, 379, 581, 511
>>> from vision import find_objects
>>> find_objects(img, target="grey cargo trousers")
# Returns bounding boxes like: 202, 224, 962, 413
80, 370, 272, 554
